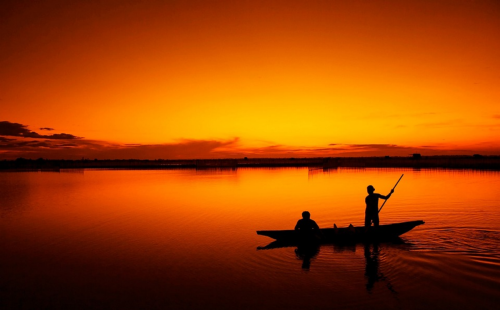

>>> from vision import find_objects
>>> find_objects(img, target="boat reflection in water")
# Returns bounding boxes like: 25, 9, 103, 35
259, 240, 403, 292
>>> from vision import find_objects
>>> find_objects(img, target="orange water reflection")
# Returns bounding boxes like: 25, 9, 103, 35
1, 168, 499, 309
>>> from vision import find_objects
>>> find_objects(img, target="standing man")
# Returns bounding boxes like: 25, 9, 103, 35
365, 185, 394, 228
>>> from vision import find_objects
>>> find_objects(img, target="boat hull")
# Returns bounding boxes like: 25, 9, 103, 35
257, 220, 425, 243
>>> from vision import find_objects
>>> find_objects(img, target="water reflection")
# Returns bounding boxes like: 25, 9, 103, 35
362, 243, 398, 295
2, 168, 500, 309
294, 243, 321, 270
259, 240, 405, 294
0, 173, 32, 217
194, 167, 238, 175
257, 241, 322, 270
333, 242, 401, 294
364, 243, 382, 292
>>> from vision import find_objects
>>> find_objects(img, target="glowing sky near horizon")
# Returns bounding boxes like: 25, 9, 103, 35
1, 0, 500, 159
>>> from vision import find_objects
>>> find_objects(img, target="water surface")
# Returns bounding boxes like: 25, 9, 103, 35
1, 168, 499, 309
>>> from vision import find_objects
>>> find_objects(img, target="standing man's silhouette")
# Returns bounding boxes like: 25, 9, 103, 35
365, 185, 394, 228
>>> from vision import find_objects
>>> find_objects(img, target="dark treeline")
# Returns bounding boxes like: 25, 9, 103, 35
1, 155, 500, 171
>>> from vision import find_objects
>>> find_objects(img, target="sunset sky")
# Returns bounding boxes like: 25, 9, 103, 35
1, 0, 499, 159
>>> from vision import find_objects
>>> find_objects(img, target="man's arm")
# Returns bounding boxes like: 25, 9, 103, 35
312, 220, 320, 230
295, 220, 301, 231
379, 189, 395, 200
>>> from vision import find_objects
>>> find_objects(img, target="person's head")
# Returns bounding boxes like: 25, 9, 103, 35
302, 211, 311, 219
367, 185, 375, 194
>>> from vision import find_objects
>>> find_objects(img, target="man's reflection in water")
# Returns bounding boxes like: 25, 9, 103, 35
294, 243, 320, 270
364, 243, 398, 295
364, 243, 381, 292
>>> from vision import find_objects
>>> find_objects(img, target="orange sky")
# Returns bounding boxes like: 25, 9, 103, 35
1, 0, 500, 159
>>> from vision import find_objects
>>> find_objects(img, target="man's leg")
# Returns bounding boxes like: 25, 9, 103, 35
365, 213, 371, 228
373, 214, 379, 227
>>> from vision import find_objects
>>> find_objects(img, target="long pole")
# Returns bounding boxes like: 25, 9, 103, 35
378, 174, 404, 213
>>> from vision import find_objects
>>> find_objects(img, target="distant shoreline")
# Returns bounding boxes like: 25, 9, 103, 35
2, 155, 500, 171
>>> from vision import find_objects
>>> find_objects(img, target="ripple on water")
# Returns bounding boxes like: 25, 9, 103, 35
409, 227, 500, 257
383, 250, 500, 309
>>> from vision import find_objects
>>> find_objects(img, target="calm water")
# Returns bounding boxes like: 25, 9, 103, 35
1, 168, 499, 309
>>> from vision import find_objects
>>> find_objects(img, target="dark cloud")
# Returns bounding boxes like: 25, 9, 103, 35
345, 144, 396, 149
0, 121, 80, 139
494, 115, 500, 119
48, 133, 80, 139
55, 143, 79, 148
0, 140, 53, 149
40, 127, 54, 131
2, 137, 499, 159
0, 136, 240, 160
230, 142, 500, 158
0, 137, 14, 143
1, 122, 498, 160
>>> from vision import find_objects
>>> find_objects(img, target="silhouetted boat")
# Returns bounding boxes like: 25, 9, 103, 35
257, 220, 424, 243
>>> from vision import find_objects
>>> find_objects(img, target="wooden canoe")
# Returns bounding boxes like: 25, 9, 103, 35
257, 220, 425, 243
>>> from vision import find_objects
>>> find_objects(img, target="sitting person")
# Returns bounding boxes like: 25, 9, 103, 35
295, 211, 320, 232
